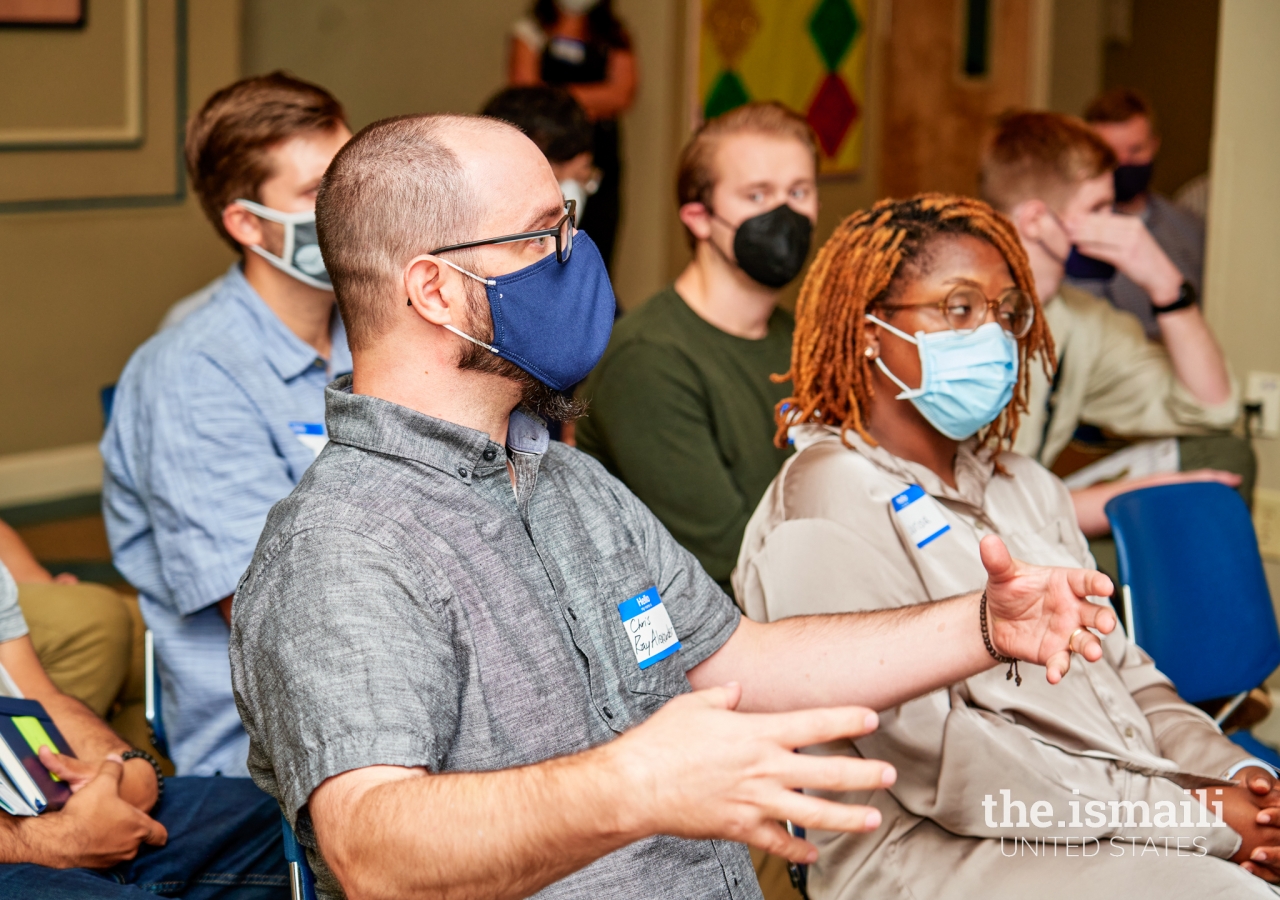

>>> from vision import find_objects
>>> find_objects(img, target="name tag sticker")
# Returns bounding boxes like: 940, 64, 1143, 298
891, 484, 952, 549
617, 587, 682, 670
289, 421, 328, 458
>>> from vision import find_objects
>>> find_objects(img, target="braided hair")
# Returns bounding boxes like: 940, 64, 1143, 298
776, 193, 1055, 455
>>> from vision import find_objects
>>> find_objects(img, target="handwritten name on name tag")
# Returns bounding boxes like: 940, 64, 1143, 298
617, 587, 682, 670
891, 484, 952, 549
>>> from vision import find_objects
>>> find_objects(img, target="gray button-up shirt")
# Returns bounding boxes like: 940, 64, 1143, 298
229, 377, 758, 900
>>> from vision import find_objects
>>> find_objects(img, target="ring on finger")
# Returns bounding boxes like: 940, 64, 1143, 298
1068, 628, 1086, 654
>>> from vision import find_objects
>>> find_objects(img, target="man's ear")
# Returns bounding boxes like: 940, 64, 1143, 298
678, 201, 714, 243
1008, 199, 1047, 243
222, 203, 265, 248
404, 256, 463, 327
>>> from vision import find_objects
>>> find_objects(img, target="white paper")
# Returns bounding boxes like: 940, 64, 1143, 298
1061, 438, 1180, 490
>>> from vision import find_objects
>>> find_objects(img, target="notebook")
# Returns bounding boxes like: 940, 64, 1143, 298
0, 697, 75, 815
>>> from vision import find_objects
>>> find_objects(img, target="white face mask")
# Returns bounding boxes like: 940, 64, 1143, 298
556, 0, 600, 14
233, 199, 332, 291
559, 178, 598, 219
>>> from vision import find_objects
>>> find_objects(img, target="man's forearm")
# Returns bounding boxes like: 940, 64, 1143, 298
317, 745, 640, 900
1158, 307, 1232, 406
28, 689, 155, 810
692, 594, 994, 713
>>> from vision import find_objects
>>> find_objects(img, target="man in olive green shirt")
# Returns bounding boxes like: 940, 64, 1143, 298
577, 102, 818, 594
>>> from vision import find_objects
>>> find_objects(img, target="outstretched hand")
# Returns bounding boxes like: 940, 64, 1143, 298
616, 683, 893, 864
979, 535, 1116, 683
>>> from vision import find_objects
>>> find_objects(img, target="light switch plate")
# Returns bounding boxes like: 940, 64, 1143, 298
1246, 371, 1280, 438
1256, 488, 1280, 562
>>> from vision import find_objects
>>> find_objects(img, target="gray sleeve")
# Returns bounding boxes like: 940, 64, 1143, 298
0, 564, 28, 644
229, 525, 459, 820
601, 461, 742, 671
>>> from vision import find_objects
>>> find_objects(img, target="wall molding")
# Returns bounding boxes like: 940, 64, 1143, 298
0, 442, 102, 510
0, 0, 143, 150
0, 0, 187, 214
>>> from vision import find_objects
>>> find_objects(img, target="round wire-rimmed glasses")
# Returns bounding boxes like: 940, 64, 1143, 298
429, 199, 576, 263
877, 286, 1034, 338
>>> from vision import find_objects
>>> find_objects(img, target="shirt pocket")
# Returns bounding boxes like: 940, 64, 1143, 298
590, 550, 690, 708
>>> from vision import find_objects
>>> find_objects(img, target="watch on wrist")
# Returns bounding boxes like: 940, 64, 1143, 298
1152, 280, 1198, 316
120, 748, 165, 800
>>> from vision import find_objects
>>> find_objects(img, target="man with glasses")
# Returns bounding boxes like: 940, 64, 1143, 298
980, 112, 1243, 543
228, 112, 1119, 900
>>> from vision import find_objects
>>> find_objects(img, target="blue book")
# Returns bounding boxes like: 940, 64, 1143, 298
0, 697, 75, 814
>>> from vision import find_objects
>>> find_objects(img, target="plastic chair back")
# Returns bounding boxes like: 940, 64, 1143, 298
281, 813, 318, 900
1105, 482, 1280, 703
142, 630, 170, 758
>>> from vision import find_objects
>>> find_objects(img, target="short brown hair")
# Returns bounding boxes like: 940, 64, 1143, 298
980, 111, 1117, 213
676, 101, 818, 246
1084, 87, 1157, 132
317, 114, 510, 351
186, 71, 346, 250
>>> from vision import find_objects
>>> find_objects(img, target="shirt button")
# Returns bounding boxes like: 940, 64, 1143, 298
602, 706, 614, 719
1124, 726, 1136, 739
482, 448, 497, 462
457, 467, 468, 479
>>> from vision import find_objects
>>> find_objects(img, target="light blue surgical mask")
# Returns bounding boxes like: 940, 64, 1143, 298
865, 315, 1018, 440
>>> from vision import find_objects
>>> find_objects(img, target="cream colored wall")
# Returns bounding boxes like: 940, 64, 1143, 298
1203, 0, 1280, 594
242, 0, 886, 312
0, 1, 241, 459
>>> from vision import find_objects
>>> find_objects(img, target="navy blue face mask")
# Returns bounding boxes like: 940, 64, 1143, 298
436, 232, 616, 392
1045, 210, 1117, 281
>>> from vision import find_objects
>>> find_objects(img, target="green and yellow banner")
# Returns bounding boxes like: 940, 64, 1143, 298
699, 0, 869, 174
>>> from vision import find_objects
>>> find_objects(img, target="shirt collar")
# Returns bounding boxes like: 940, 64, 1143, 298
792, 424, 994, 508
222, 263, 352, 383
324, 376, 548, 483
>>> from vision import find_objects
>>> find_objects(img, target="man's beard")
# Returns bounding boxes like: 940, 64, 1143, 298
455, 275, 588, 423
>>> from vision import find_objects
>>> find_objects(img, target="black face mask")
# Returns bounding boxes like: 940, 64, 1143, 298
1113, 162, 1155, 204
717, 203, 813, 288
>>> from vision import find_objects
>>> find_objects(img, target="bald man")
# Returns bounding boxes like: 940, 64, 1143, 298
228, 113, 1118, 900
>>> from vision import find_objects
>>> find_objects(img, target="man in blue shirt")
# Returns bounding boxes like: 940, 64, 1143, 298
102, 72, 352, 776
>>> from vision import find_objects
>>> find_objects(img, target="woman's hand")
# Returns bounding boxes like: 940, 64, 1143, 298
979, 535, 1117, 683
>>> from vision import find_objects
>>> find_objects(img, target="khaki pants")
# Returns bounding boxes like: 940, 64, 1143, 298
15, 582, 163, 765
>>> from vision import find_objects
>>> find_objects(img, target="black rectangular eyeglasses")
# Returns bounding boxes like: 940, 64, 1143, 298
430, 199, 576, 263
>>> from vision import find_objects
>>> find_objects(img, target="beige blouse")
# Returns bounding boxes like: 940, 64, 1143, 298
734, 425, 1255, 899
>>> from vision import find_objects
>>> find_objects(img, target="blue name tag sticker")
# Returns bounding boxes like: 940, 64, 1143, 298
617, 587, 682, 670
891, 484, 952, 549
288, 421, 328, 458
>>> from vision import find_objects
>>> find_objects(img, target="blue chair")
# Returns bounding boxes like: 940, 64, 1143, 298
142, 630, 170, 759
281, 814, 318, 900
1106, 482, 1280, 763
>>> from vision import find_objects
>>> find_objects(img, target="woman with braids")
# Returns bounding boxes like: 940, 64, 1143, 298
734, 194, 1280, 899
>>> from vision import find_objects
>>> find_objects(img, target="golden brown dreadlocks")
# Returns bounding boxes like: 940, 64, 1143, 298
775, 193, 1055, 455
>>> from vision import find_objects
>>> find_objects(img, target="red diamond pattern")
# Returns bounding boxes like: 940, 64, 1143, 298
805, 72, 859, 157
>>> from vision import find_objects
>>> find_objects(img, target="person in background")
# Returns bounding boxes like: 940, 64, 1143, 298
0, 518, 136, 732
509, 0, 636, 272
101, 73, 352, 777
980, 111, 1243, 540
0, 560, 288, 898
576, 102, 816, 597
1073, 89, 1206, 341
735, 193, 1280, 900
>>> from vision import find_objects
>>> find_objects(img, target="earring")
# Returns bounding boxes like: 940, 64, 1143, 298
864, 347, 876, 359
